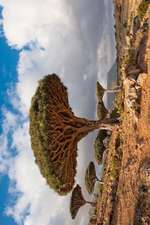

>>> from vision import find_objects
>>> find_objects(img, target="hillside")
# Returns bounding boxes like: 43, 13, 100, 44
93, 1, 150, 225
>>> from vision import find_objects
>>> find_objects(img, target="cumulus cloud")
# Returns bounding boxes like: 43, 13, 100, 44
0, 0, 75, 48
0, 0, 116, 225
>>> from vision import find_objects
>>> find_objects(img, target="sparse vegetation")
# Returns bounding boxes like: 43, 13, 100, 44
134, 158, 150, 225
110, 158, 118, 179
112, 90, 124, 117
109, 107, 120, 120
147, 105, 150, 124
110, 134, 123, 179
138, 0, 150, 20
94, 0, 150, 223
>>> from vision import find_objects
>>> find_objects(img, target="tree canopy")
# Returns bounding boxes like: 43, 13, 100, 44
70, 184, 95, 219
96, 81, 105, 100
29, 74, 114, 195
96, 81, 121, 99
70, 184, 86, 219
97, 100, 108, 120
85, 162, 101, 194
94, 130, 107, 164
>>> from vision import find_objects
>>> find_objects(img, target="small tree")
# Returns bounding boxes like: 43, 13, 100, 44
96, 81, 120, 120
30, 74, 115, 195
94, 130, 107, 164
97, 99, 108, 120
96, 81, 105, 100
85, 162, 102, 194
96, 81, 121, 100
70, 184, 95, 219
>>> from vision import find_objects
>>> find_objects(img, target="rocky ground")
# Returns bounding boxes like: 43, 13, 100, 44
91, 1, 150, 225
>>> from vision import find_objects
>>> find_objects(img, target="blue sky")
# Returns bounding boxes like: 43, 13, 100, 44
0, 7, 19, 130
0, 176, 16, 225
0, 1, 116, 225
0, 7, 19, 225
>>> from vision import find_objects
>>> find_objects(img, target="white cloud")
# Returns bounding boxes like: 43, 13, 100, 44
0, 109, 17, 173
0, 0, 75, 49
0, 0, 116, 225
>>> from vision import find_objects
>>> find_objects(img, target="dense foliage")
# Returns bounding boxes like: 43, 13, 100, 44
30, 74, 77, 195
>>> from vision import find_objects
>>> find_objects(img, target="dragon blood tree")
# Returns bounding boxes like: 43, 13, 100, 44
96, 81, 121, 120
94, 130, 107, 165
29, 74, 115, 195
70, 184, 95, 219
96, 81, 121, 99
85, 161, 103, 194
97, 99, 108, 120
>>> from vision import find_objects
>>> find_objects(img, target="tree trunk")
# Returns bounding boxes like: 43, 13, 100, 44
86, 201, 96, 207
73, 116, 117, 142
96, 177, 104, 183
105, 86, 121, 93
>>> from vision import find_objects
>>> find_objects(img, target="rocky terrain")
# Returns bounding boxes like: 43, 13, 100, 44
92, 1, 150, 225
